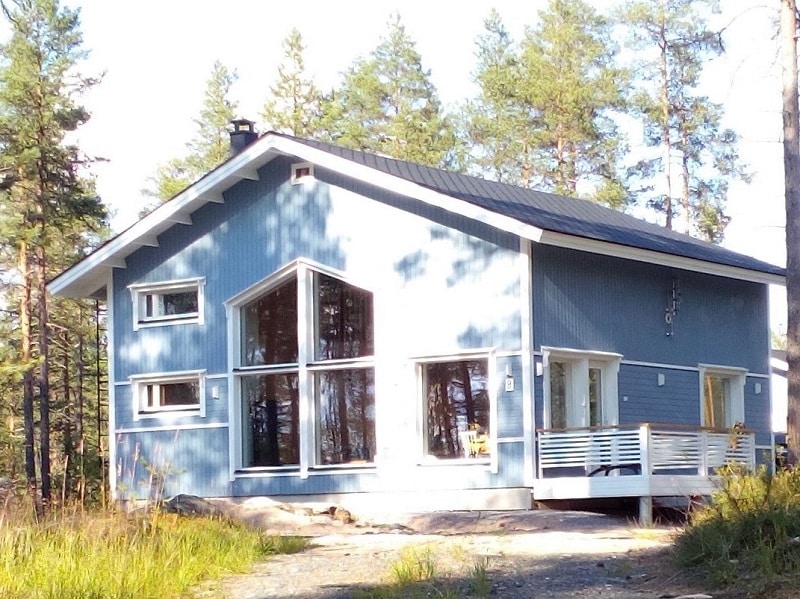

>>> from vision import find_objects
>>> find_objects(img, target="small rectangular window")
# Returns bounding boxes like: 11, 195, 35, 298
291, 162, 314, 184
129, 278, 205, 330
132, 371, 204, 418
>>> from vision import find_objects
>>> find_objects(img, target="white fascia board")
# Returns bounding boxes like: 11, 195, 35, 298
267, 137, 546, 244
540, 231, 785, 286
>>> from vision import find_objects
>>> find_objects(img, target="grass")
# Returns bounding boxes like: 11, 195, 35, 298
354, 544, 493, 599
674, 465, 800, 596
0, 503, 307, 599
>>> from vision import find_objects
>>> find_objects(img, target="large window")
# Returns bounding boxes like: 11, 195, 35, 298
543, 349, 620, 429
700, 366, 745, 429
235, 265, 375, 469
422, 358, 490, 461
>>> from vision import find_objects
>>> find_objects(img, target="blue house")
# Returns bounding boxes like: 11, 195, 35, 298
49, 122, 784, 522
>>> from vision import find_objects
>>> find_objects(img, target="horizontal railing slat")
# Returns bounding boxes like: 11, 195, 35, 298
537, 424, 756, 476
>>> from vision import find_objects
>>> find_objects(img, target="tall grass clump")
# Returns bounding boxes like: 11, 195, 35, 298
675, 465, 800, 594
0, 504, 307, 599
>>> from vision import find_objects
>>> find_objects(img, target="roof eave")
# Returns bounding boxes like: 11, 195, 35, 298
539, 231, 785, 286
48, 132, 784, 299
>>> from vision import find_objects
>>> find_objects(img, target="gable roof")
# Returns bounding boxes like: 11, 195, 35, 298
48, 131, 785, 299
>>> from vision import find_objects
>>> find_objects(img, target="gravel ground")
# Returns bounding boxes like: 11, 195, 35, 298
197, 504, 712, 599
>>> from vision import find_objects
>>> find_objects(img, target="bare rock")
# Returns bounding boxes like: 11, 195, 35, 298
332, 506, 354, 524
163, 494, 225, 518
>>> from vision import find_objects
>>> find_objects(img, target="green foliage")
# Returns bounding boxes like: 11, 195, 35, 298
620, 0, 747, 241
675, 466, 800, 593
460, 9, 538, 186
462, 2, 628, 208
0, 506, 307, 598
0, 0, 109, 507
321, 14, 457, 168
145, 60, 238, 205
470, 556, 491, 598
390, 545, 437, 585
261, 28, 323, 137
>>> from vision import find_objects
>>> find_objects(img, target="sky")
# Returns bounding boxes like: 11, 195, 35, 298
66, 0, 787, 323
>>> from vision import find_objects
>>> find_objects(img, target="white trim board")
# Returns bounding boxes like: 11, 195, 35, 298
116, 422, 229, 434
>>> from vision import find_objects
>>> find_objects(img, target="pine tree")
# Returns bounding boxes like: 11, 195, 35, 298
322, 14, 456, 168
146, 60, 238, 204
461, 10, 540, 186
262, 28, 323, 137
621, 0, 748, 240
462, 2, 628, 207
0, 0, 108, 508
519, 0, 628, 205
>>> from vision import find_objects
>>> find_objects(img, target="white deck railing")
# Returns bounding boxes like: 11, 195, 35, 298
537, 423, 756, 479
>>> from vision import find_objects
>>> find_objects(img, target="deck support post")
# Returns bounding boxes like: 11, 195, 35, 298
638, 495, 653, 526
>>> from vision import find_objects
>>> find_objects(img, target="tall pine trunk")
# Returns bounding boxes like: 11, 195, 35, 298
658, 2, 673, 230
35, 242, 51, 504
781, 0, 800, 465
19, 240, 37, 505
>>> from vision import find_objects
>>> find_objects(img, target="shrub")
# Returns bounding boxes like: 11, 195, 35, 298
675, 466, 800, 593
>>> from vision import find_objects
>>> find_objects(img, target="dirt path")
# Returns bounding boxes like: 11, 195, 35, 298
199, 505, 710, 598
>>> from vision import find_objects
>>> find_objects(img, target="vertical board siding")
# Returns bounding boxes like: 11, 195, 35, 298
116, 428, 230, 499
231, 441, 526, 496
533, 245, 769, 373
111, 155, 524, 498
533, 355, 544, 431
496, 355, 524, 438
745, 377, 771, 446
114, 381, 228, 429
114, 156, 522, 380
618, 365, 701, 426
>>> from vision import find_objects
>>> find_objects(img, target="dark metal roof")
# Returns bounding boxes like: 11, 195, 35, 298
278, 133, 784, 278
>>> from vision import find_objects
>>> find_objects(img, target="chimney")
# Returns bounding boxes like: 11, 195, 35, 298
229, 119, 258, 156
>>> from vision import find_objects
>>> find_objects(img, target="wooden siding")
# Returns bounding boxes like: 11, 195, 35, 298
231, 441, 525, 497
496, 356, 524, 438
110, 155, 524, 498
113, 156, 522, 381
116, 427, 230, 499
745, 377, 772, 446
114, 378, 228, 429
533, 245, 769, 373
618, 366, 700, 426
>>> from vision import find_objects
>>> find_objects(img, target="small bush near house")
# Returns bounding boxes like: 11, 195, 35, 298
0, 502, 307, 599
675, 465, 800, 596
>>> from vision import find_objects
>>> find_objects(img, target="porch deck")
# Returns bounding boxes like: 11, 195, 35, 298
533, 423, 756, 519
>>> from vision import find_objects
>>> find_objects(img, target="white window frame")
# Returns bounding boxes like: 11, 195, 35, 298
129, 277, 205, 331
542, 347, 621, 429
225, 258, 377, 477
291, 162, 314, 185
414, 350, 497, 469
130, 370, 206, 421
698, 364, 746, 429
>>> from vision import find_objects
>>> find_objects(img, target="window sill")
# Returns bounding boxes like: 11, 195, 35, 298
136, 409, 201, 420
134, 317, 201, 331
417, 457, 491, 467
